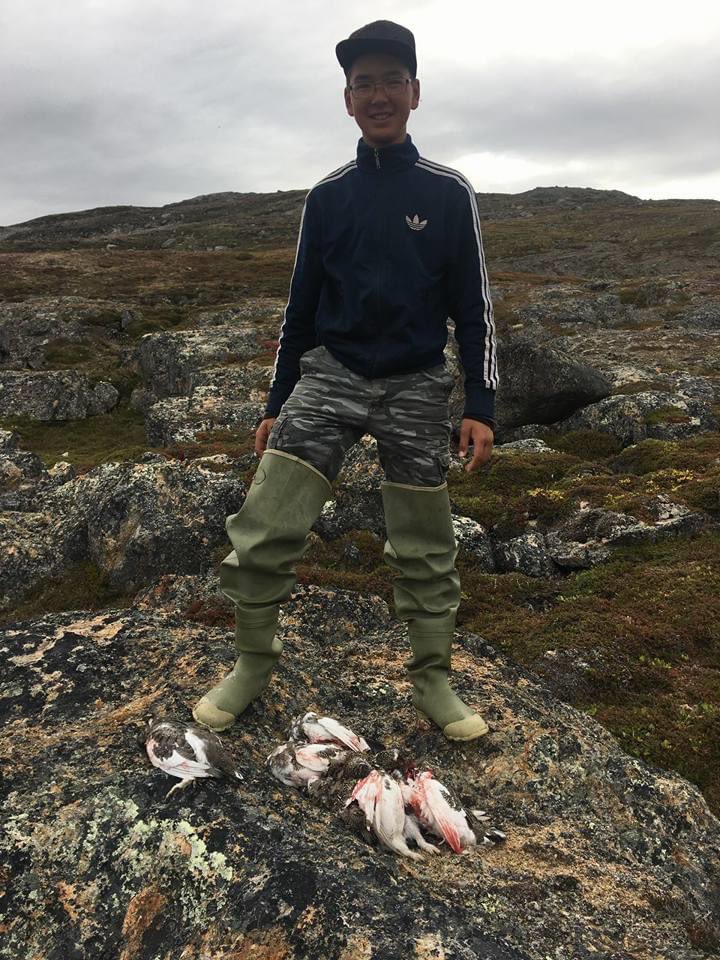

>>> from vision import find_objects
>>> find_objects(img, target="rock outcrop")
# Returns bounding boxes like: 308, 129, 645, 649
0, 369, 119, 420
2, 586, 719, 959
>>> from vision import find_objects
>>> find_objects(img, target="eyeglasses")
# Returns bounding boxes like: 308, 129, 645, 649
347, 77, 412, 100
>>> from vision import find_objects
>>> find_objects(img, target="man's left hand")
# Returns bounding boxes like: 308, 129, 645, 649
458, 419, 494, 472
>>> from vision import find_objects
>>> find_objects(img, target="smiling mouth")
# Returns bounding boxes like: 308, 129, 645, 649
370, 113, 392, 121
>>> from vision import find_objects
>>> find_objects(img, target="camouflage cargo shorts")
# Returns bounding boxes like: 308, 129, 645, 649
266, 344, 455, 486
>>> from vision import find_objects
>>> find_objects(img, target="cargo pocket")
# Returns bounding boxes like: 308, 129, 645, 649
299, 344, 325, 376
267, 410, 288, 447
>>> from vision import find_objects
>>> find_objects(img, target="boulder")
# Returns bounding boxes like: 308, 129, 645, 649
143, 365, 267, 446
0, 370, 119, 420
482, 332, 612, 436
47, 456, 250, 592
133, 324, 264, 399
510, 379, 718, 447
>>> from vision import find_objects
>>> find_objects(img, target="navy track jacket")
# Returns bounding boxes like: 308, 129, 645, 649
265, 133, 499, 428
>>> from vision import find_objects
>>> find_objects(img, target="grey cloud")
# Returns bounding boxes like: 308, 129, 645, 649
0, 3, 718, 224
420, 48, 720, 177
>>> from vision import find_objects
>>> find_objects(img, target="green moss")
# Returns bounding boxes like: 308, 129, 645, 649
645, 406, 691, 426
610, 438, 683, 475
297, 530, 394, 603
611, 379, 674, 396
543, 429, 624, 460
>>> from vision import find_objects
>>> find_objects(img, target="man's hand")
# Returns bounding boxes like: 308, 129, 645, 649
255, 417, 276, 457
458, 418, 494, 472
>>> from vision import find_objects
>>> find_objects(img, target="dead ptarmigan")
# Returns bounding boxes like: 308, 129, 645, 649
286, 712, 370, 752
144, 716, 244, 799
267, 741, 350, 788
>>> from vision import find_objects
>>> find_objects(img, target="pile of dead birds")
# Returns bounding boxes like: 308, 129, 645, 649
266, 711, 506, 860
143, 710, 505, 859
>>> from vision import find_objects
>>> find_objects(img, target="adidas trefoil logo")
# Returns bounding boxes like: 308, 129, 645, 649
405, 213, 428, 231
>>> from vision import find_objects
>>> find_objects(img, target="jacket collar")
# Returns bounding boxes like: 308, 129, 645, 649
356, 133, 419, 172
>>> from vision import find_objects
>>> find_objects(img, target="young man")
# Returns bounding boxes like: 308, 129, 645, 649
193, 20, 499, 741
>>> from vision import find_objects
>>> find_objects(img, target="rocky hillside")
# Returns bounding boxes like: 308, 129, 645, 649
1, 186, 720, 959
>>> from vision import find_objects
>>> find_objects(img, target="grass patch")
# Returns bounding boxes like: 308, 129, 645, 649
448, 450, 581, 536
458, 531, 720, 812
543, 429, 624, 460
0, 559, 138, 629
645, 406, 691, 425
0, 403, 149, 472
297, 530, 394, 603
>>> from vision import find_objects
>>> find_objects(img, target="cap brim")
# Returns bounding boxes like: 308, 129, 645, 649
335, 38, 416, 76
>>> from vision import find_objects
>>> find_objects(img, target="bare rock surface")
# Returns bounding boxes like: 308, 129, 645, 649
2, 587, 719, 959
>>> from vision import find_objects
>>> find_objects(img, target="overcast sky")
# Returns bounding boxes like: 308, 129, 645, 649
2, 0, 719, 225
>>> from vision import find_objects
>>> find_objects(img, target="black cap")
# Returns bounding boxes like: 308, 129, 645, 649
336, 20, 417, 78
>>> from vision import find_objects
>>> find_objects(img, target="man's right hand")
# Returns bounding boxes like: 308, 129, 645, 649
255, 417, 276, 457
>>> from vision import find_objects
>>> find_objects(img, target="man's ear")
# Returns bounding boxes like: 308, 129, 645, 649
344, 86, 354, 117
411, 78, 420, 110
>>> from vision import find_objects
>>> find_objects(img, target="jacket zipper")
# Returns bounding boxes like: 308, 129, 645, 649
372, 148, 383, 374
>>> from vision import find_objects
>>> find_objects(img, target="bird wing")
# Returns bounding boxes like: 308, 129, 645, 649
408, 773, 457, 852
316, 716, 369, 752
151, 721, 198, 763
184, 729, 228, 778
345, 770, 380, 826
150, 746, 215, 779
422, 776, 474, 854
187, 727, 243, 781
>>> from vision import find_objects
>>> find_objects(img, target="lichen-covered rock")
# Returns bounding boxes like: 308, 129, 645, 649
0, 430, 49, 509
145, 395, 264, 447
677, 302, 720, 331
0, 296, 123, 369
510, 379, 718, 447
515, 289, 637, 327
315, 437, 386, 540
0, 510, 87, 612
493, 532, 560, 578
193, 298, 286, 328
47, 456, 248, 591
2, 587, 719, 960
144, 365, 267, 446
0, 370, 119, 419
489, 501, 710, 578
452, 516, 496, 571
0, 430, 79, 512
133, 324, 265, 399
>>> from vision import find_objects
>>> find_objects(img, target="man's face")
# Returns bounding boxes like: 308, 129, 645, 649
344, 52, 420, 148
